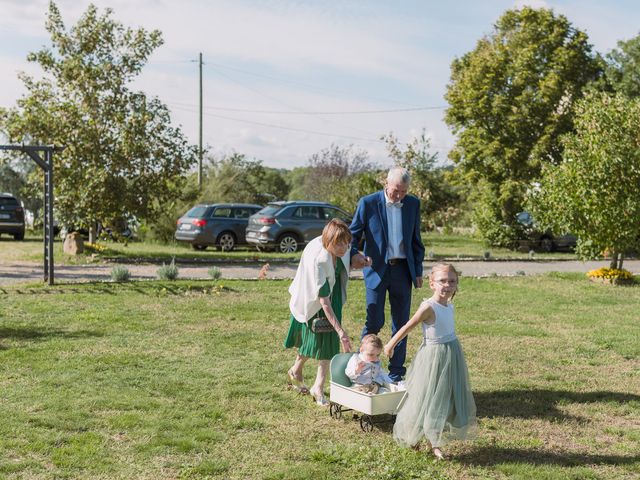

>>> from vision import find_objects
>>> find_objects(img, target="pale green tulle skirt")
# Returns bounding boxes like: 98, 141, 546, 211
393, 338, 477, 448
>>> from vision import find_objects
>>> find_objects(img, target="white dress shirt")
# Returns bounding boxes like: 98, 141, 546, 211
345, 352, 393, 385
384, 191, 406, 260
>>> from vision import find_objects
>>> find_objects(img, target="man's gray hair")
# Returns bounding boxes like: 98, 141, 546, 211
387, 166, 411, 185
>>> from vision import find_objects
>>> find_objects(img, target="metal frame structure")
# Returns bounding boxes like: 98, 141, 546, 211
0, 144, 63, 285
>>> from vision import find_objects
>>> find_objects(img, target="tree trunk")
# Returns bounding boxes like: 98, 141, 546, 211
609, 251, 623, 270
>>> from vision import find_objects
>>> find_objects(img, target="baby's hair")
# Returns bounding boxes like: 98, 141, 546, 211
361, 333, 383, 350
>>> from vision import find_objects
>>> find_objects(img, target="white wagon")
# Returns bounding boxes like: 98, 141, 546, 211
328, 353, 406, 432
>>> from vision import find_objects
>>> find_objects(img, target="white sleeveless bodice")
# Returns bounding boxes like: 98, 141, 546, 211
421, 298, 457, 344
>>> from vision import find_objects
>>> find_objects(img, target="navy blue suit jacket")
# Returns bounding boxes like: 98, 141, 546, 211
350, 190, 425, 289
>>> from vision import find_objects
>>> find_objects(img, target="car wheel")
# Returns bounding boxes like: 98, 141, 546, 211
278, 234, 299, 253
217, 232, 236, 252
539, 237, 554, 253
14, 231, 25, 241
192, 244, 207, 251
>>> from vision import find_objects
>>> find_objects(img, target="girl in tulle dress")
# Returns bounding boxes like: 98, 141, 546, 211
383, 262, 476, 460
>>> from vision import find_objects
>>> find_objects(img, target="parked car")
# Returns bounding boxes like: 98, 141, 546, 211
516, 211, 577, 252
175, 203, 263, 251
245, 201, 352, 253
0, 193, 25, 240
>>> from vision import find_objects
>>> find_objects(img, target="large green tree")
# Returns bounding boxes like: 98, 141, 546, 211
0, 2, 196, 241
530, 91, 640, 269
605, 33, 640, 98
445, 7, 602, 247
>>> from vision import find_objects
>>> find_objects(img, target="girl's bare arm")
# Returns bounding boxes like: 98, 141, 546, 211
383, 303, 434, 358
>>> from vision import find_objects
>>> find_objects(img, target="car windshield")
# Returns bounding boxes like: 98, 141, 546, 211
257, 205, 282, 216
185, 206, 208, 218
0, 197, 19, 206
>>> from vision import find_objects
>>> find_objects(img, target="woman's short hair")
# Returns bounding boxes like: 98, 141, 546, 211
321, 218, 352, 249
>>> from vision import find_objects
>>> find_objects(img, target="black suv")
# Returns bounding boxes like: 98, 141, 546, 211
0, 193, 25, 240
246, 201, 352, 253
175, 203, 263, 251
516, 211, 577, 252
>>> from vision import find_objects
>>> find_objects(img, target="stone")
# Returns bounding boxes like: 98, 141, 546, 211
63, 232, 84, 255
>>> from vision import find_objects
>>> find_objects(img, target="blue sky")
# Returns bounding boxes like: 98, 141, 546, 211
1, 0, 638, 169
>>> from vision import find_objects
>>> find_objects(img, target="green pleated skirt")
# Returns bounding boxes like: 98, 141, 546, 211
283, 314, 340, 360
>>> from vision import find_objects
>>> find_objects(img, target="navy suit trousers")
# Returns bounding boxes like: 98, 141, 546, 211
362, 260, 412, 381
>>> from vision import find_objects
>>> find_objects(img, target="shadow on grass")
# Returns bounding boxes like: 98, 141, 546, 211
457, 445, 639, 467
0, 325, 103, 349
475, 389, 640, 422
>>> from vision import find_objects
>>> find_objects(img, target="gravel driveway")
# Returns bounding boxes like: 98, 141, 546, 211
1, 259, 638, 285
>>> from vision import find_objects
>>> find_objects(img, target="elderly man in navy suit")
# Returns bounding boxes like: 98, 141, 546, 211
349, 167, 425, 382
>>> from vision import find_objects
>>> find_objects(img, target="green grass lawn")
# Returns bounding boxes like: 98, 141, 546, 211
1, 275, 638, 479
0, 231, 577, 265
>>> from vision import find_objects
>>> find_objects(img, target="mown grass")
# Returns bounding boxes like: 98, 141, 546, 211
0, 274, 638, 479
1, 231, 577, 265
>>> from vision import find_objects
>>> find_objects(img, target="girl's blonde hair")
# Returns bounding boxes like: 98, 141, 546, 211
429, 262, 459, 299
321, 218, 352, 249
429, 262, 459, 281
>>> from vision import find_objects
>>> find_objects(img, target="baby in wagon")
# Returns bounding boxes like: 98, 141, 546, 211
345, 334, 397, 394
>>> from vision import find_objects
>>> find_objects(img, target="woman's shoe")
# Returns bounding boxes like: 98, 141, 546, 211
287, 369, 309, 395
310, 387, 329, 407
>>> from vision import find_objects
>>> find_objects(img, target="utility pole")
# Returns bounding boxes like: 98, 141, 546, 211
198, 52, 203, 189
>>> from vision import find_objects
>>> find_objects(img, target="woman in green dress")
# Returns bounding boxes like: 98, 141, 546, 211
285, 219, 371, 406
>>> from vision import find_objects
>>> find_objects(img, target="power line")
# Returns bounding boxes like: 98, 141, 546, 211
165, 101, 447, 115
204, 61, 425, 108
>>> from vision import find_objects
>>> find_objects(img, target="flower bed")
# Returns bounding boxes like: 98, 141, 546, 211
586, 267, 635, 285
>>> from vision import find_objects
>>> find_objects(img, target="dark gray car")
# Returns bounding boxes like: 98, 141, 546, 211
175, 203, 262, 251
245, 201, 352, 253
516, 211, 577, 252
0, 193, 25, 240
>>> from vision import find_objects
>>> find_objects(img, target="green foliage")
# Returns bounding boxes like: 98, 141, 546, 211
286, 144, 379, 213
200, 153, 289, 205
157, 258, 179, 280
530, 91, 640, 269
110, 265, 130, 282
605, 34, 640, 98
0, 3, 196, 236
383, 131, 465, 230
445, 6, 603, 245
208, 266, 222, 281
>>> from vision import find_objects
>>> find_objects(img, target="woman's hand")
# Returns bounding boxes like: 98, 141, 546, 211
339, 332, 352, 352
383, 343, 394, 359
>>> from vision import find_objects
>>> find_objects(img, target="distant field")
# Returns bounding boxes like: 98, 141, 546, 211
0, 275, 638, 479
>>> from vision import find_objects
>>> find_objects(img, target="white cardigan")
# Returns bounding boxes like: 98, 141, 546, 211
288, 236, 350, 323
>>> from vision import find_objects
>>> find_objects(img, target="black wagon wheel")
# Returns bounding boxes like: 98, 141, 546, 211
278, 233, 299, 253
360, 414, 374, 433
217, 232, 236, 251
329, 402, 342, 420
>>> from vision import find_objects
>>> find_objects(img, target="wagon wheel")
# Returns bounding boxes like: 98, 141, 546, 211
360, 414, 374, 433
329, 402, 342, 420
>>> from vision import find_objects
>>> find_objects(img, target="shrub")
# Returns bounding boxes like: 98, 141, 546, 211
157, 258, 179, 281
111, 265, 131, 282
208, 266, 222, 281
